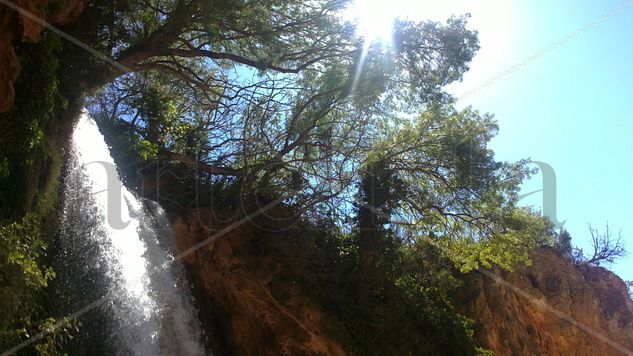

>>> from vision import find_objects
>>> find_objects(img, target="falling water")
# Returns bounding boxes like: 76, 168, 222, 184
53, 111, 205, 355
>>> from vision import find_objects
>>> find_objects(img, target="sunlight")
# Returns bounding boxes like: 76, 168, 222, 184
347, 0, 399, 44
347, 0, 516, 101
347, 0, 491, 93
348, 0, 470, 44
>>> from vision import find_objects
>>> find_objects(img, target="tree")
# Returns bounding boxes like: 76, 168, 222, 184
574, 224, 627, 266
554, 228, 573, 257
78, 0, 544, 270
84, 0, 478, 188
363, 104, 551, 271
354, 158, 404, 285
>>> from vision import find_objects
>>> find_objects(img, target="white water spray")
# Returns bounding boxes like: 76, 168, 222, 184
57, 111, 205, 355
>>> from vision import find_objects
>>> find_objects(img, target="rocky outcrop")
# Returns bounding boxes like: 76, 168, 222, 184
0, 0, 84, 112
459, 247, 633, 356
170, 208, 633, 356
172, 212, 345, 356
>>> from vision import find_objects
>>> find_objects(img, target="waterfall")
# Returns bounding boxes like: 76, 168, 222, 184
53, 111, 206, 355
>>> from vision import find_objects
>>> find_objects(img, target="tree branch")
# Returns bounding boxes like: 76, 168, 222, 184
158, 150, 243, 176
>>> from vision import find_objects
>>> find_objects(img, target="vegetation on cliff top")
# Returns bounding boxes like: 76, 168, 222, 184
1, 0, 610, 354
86, 0, 551, 272
75, 1, 558, 352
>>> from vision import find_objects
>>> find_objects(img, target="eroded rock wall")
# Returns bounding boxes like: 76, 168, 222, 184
459, 247, 633, 356
172, 212, 633, 356
172, 212, 345, 356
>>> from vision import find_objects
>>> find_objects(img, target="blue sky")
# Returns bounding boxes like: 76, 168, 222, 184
441, 0, 633, 281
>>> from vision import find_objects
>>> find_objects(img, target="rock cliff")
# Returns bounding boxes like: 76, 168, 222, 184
458, 247, 633, 355
172, 212, 346, 356
172, 210, 633, 355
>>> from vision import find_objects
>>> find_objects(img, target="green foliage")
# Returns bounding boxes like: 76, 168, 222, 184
1, 316, 79, 356
86, 0, 481, 206
32, 317, 79, 356
0, 33, 64, 219
0, 216, 53, 289
138, 139, 160, 160
439, 208, 554, 272
354, 158, 404, 281
0, 30, 79, 354
91, 71, 210, 162
392, 15, 480, 101
255, 212, 490, 355
362, 105, 553, 273
0, 1, 576, 353
554, 228, 573, 257
0, 215, 55, 349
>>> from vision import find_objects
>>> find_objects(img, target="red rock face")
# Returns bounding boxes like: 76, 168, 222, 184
459, 247, 633, 356
16, 0, 48, 43
173, 209, 633, 356
0, 0, 84, 112
172, 212, 346, 356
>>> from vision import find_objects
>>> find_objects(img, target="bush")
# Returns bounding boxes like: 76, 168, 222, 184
0, 31, 75, 354
0, 32, 64, 219
0, 215, 55, 349
254, 211, 490, 355
554, 228, 573, 257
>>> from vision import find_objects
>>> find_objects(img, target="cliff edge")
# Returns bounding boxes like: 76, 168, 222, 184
459, 247, 633, 355
172, 209, 633, 355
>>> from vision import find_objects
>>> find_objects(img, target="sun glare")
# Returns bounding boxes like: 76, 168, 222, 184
348, 0, 399, 44
347, 0, 515, 98
348, 0, 475, 44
